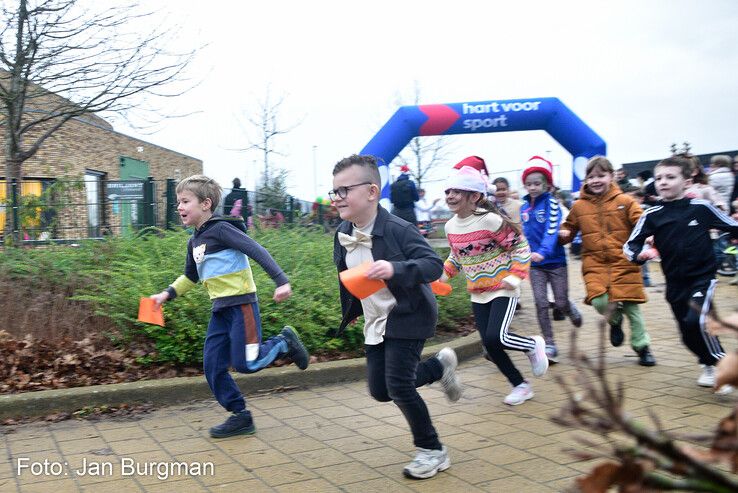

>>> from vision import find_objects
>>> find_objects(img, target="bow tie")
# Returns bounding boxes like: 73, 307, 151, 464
338, 230, 373, 252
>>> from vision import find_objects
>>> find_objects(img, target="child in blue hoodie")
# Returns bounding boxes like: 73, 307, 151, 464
521, 156, 582, 362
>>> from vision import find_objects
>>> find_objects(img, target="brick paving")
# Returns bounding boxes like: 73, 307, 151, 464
2, 260, 737, 492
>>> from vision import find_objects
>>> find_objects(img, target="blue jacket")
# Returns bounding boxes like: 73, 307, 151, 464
522, 192, 567, 267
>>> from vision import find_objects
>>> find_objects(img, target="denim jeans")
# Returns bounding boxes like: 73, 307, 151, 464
365, 338, 443, 450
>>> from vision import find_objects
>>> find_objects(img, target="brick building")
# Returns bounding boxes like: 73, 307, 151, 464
0, 89, 202, 240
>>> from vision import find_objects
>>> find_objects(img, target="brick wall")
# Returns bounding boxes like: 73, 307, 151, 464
0, 114, 202, 239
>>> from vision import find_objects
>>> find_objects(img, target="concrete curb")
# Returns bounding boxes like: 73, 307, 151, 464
0, 335, 482, 419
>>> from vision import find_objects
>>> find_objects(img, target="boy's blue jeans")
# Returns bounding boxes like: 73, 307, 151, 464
204, 303, 287, 413
365, 338, 444, 450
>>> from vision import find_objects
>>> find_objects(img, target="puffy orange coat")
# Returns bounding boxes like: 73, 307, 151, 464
560, 183, 646, 305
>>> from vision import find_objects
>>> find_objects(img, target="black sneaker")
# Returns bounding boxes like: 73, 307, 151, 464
609, 321, 624, 347
636, 346, 656, 366
210, 411, 256, 438
552, 307, 566, 321
281, 326, 309, 370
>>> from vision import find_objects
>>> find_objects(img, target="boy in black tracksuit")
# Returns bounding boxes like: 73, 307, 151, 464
624, 156, 738, 392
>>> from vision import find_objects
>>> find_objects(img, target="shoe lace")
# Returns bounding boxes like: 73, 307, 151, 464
411, 449, 439, 467
223, 413, 246, 427
510, 384, 529, 397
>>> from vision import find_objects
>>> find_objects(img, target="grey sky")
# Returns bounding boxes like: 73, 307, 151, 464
115, 0, 738, 200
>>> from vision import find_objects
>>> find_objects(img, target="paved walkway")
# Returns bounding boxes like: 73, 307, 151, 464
2, 261, 737, 492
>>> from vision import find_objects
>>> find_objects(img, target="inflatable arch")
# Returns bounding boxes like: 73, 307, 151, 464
359, 97, 606, 203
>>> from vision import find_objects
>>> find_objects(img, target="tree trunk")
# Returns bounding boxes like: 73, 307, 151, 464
3, 158, 22, 245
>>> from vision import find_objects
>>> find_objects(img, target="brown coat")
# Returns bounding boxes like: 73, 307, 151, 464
561, 183, 646, 305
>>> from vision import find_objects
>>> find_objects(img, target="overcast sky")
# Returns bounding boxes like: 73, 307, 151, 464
114, 0, 738, 201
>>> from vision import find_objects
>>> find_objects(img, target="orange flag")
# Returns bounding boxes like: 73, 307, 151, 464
138, 297, 165, 326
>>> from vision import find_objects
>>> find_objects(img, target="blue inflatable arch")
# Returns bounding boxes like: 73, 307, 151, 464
359, 97, 606, 202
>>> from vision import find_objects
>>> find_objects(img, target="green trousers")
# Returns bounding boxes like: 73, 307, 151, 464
590, 294, 650, 350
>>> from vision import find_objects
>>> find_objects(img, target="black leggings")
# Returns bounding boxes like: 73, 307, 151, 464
472, 297, 534, 387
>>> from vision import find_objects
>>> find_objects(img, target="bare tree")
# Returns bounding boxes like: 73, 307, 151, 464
237, 86, 301, 185
552, 306, 738, 492
0, 0, 196, 242
390, 82, 456, 188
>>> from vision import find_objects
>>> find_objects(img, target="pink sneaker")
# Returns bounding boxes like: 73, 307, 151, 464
527, 336, 549, 377
504, 382, 534, 406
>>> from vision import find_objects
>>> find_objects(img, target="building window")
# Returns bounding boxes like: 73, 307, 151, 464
84, 170, 105, 237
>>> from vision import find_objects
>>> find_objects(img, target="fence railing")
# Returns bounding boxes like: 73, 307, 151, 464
0, 178, 341, 245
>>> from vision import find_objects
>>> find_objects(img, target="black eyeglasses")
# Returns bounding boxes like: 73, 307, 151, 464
328, 182, 373, 201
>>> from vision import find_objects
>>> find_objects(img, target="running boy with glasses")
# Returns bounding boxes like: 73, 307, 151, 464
330, 154, 462, 480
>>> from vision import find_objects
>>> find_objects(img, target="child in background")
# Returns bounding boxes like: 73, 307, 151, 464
625, 156, 738, 393
442, 165, 547, 406
415, 188, 440, 236
626, 188, 654, 287
331, 155, 461, 480
559, 157, 656, 366
521, 156, 582, 363
492, 176, 523, 223
150, 175, 309, 438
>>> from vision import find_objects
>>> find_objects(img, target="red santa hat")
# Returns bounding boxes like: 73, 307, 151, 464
522, 155, 553, 186
452, 156, 488, 176
399, 165, 410, 173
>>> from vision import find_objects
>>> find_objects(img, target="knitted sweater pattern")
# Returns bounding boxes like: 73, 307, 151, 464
444, 212, 531, 293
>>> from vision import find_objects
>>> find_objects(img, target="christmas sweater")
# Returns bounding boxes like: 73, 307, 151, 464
443, 210, 531, 303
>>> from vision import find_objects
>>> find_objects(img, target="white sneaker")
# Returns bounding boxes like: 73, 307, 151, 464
403, 446, 450, 479
527, 336, 549, 377
716, 384, 735, 395
504, 382, 534, 406
436, 348, 462, 402
697, 365, 716, 387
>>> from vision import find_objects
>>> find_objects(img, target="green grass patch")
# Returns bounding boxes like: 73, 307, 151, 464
0, 228, 471, 365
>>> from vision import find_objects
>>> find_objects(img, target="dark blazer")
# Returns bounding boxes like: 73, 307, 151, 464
332, 206, 443, 340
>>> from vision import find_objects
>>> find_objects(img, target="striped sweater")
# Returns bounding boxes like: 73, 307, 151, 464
443, 210, 531, 303
166, 216, 289, 311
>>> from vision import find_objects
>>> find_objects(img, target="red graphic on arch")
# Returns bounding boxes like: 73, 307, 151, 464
418, 104, 460, 136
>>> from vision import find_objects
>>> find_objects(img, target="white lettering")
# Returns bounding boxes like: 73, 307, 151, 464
463, 101, 540, 115
462, 102, 500, 114
119, 458, 215, 479
501, 101, 541, 112
75, 458, 113, 476
16, 458, 67, 476
121, 457, 135, 476
462, 115, 508, 131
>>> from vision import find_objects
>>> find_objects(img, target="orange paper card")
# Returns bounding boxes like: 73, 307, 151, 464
138, 297, 165, 326
430, 280, 453, 296
339, 262, 386, 300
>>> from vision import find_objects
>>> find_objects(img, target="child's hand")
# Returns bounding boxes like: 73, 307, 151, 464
637, 249, 659, 261
366, 260, 394, 280
150, 291, 169, 308
530, 252, 544, 263
273, 283, 292, 303
558, 230, 571, 239
645, 235, 655, 246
